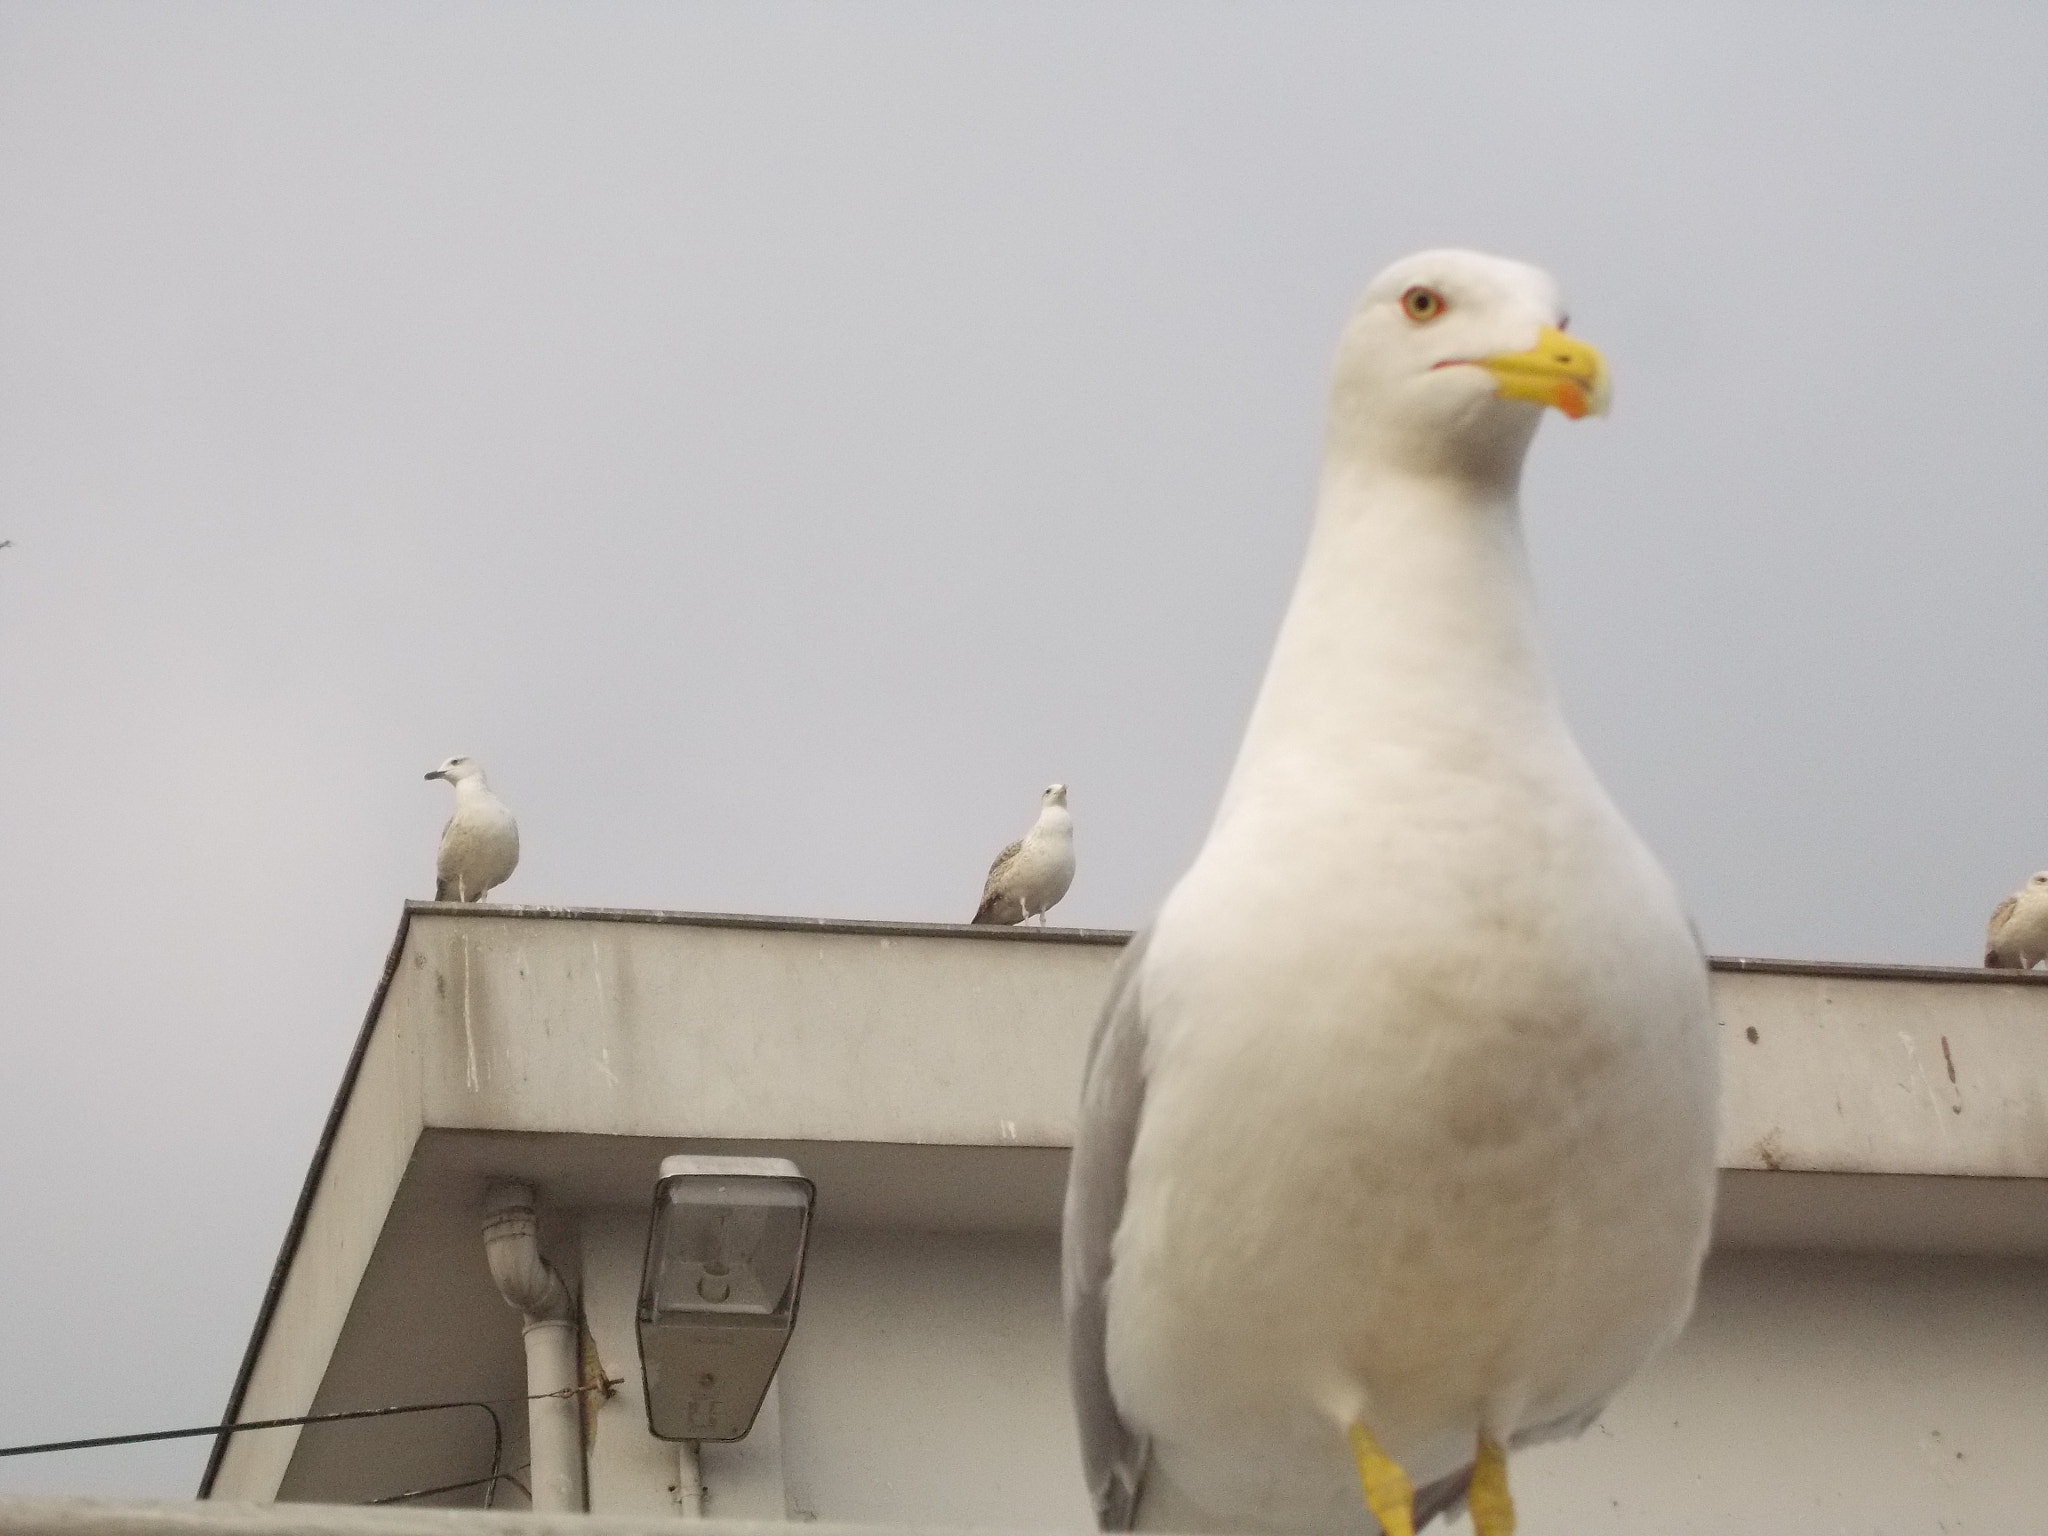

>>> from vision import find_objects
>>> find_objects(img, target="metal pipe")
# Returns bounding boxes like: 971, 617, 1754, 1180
483, 1182, 585, 1513
674, 1439, 704, 1517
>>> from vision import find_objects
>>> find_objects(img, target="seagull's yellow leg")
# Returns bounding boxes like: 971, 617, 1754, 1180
1467, 1438, 1515, 1536
1347, 1423, 1415, 1536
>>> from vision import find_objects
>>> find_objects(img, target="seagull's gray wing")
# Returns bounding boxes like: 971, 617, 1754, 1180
973, 839, 1026, 923
1062, 929, 1153, 1530
984, 838, 1024, 892
1986, 894, 2020, 966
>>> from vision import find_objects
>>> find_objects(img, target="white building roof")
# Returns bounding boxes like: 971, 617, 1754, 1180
196, 904, 2048, 1525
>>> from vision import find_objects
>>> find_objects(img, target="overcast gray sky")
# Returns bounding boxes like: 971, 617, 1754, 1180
2, 0, 2044, 1499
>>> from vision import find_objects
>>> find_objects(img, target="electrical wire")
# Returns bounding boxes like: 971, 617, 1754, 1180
0, 1378, 619, 1512
0, 1397, 509, 1461
0, 1380, 613, 1461
370, 1462, 530, 1506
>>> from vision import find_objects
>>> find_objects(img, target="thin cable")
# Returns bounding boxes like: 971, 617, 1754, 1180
371, 1462, 530, 1507
483, 1406, 502, 1512
0, 1381, 612, 1461
0, 1398, 501, 1461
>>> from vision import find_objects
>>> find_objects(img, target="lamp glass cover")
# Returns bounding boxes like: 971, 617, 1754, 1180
646, 1176, 809, 1320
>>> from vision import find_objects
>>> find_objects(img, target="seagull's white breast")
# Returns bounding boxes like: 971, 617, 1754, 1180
438, 784, 520, 896
1106, 707, 1716, 1533
1008, 814, 1076, 906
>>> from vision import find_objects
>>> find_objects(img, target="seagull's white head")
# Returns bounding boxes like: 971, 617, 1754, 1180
425, 755, 486, 785
2030, 873, 2048, 889
1328, 248, 1609, 483
1042, 783, 1069, 808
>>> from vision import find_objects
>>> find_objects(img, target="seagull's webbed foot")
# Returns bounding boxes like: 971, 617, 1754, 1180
1347, 1423, 1415, 1536
1468, 1438, 1514, 1536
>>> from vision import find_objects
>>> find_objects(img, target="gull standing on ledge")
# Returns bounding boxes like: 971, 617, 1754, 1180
1985, 872, 2048, 969
426, 755, 520, 903
973, 784, 1075, 926
1062, 251, 1719, 1536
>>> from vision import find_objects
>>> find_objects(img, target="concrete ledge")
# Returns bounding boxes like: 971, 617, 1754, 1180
0, 1501, 910, 1536
389, 904, 2048, 1173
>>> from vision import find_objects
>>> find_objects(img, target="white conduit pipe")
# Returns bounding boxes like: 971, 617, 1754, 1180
483, 1181, 586, 1513
675, 1440, 704, 1517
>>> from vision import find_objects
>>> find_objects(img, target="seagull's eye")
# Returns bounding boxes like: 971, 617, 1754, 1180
1401, 286, 1447, 323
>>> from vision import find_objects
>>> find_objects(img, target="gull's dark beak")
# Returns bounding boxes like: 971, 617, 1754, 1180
425, 770, 446, 781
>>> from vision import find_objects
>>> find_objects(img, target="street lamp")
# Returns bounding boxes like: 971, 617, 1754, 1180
638, 1155, 815, 1443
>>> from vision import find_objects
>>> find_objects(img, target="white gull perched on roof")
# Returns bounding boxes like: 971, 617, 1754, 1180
426, 755, 519, 903
1985, 872, 2048, 969
972, 783, 1075, 926
1061, 250, 1719, 1536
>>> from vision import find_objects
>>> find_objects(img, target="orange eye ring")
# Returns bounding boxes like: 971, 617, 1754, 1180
1400, 285, 1447, 323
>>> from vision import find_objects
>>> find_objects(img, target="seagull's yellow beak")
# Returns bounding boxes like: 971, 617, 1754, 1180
1479, 326, 1611, 420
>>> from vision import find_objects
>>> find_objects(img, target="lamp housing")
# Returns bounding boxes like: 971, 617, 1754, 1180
637, 1154, 814, 1442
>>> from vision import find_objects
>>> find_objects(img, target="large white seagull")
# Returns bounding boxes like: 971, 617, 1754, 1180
1062, 249, 1720, 1536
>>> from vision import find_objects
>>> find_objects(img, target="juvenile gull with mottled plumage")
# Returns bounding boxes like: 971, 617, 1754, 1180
1985, 872, 2048, 969
972, 783, 1075, 926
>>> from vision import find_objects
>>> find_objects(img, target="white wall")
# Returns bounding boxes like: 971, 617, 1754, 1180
1515, 1249, 2048, 1533
778, 1230, 1094, 1530
768, 1238, 2048, 1535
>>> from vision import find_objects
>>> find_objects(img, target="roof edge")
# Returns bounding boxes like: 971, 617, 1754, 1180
198, 908, 421, 1496
400, 900, 1135, 945
1707, 953, 2048, 985
401, 902, 2047, 983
